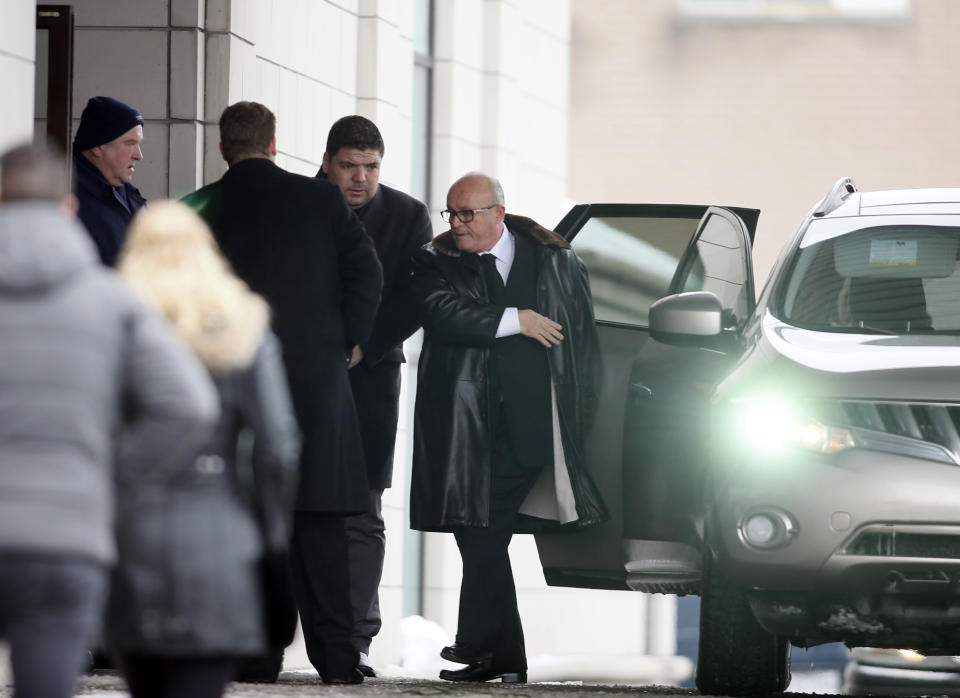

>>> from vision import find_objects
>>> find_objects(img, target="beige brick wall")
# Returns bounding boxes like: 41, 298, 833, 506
567, 0, 960, 281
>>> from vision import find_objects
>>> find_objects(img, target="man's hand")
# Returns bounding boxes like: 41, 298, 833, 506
348, 344, 364, 368
518, 309, 564, 347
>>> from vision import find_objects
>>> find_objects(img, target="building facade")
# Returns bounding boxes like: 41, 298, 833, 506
567, 0, 960, 282
1, 0, 664, 677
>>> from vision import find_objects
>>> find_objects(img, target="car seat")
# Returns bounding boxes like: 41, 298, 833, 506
846, 277, 932, 331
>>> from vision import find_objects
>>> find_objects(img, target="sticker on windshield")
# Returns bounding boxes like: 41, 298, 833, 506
869, 239, 918, 266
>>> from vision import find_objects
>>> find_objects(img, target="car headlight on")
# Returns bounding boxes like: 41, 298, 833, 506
727, 397, 855, 455
797, 420, 855, 454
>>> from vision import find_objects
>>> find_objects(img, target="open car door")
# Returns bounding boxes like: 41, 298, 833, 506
535, 204, 758, 594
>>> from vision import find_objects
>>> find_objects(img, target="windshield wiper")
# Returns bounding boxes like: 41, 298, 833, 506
831, 323, 898, 335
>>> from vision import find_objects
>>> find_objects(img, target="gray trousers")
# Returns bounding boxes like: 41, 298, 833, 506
344, 488, 385, 653
0, 553, 107, 698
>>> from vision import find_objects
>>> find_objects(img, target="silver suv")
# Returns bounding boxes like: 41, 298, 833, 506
534, 182, 960, 696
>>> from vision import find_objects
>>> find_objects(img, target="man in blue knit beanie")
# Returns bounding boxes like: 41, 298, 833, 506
72, 96, 146, 266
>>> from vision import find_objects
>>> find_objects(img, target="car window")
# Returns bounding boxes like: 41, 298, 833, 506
674, 212, 752, 327
570, 216, 699, 326
780, 223, 960, 332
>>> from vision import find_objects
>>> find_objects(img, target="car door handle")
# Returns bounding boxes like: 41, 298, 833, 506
630, 383, 653, 398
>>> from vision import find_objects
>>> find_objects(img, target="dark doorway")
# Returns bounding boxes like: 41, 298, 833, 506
35, 5, 74, 153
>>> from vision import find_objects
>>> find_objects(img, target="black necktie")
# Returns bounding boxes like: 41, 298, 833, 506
480, 254, 504, 304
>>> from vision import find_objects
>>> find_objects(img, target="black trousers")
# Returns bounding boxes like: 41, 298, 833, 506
453, 421, 543, 671
289, 512, 358, 680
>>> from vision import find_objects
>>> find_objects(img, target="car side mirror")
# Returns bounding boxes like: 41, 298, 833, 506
649, 291, 724, 347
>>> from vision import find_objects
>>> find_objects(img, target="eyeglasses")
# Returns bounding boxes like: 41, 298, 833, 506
440, 203, 498, 224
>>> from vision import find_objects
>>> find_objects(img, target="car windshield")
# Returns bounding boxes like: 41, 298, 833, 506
778, 220, 960, 333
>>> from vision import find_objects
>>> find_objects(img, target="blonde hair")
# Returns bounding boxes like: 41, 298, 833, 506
119, 200, 269, 373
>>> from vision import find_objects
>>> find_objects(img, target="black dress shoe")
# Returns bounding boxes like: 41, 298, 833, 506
441, 644, 493, 665
439, 664, 527, 683
236, 649, 284, 682
357, 652, 376, 678
322, 667, 364, 684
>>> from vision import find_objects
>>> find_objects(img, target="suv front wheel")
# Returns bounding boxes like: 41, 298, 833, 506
696, 549, 791, 696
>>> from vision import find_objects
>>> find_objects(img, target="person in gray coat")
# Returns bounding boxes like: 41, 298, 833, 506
0, 144, 219, 698
107, 200, 301, 698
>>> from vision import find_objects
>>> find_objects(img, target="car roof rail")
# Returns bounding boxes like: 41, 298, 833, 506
813, 177, 857, 217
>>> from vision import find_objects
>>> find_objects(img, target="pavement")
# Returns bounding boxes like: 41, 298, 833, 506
0, 636, 697, 697
57, 671, 698, 697
0, 665, 841, 697
0, 637, 842, 696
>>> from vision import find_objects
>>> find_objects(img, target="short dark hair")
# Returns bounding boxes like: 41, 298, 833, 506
219, 101, 276, 164
325, 115, 384, 158
0, 142, 69, 203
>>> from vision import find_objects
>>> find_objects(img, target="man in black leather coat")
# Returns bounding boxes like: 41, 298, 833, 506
410, 172, 605, 684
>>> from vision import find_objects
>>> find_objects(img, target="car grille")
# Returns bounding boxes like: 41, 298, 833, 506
814, 399, 960, 465
846, 530, 960, 559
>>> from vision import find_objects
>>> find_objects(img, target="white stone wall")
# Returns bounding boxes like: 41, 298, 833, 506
202, 0, 418, 194
1, 0, 663, 679
0, 0, 37, 154
431, 0, 571, 227
58, 0, 206, 200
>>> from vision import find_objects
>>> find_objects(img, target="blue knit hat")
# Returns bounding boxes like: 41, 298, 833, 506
72, 96, 144, 152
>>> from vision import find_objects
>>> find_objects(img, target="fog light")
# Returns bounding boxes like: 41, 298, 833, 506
743, 514, 778, 546
739, 509, 796, 549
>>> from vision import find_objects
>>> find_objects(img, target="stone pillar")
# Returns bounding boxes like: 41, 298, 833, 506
0, 0, 37, 153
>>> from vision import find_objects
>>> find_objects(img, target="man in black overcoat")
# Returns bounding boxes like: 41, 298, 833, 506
183, 102, 383, 685
410, 173, 605, 684
317, 115, 432, 677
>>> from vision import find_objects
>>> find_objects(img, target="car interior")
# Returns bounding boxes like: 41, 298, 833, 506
844, 276, 932, 332
784, 225, 960, 332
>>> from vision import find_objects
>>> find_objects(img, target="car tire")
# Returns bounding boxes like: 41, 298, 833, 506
695, 551, 791, 696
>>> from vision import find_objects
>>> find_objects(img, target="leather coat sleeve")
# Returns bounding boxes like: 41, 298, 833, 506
411, 248, 502, 346
243, 332, 301, 552
330, 188, 384, 349
115, 298, 220, 486
570, 254, 602, 429
361, 203, 434, 365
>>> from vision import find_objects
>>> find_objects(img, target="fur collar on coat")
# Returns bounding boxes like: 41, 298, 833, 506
119, 201, 269, 374
431, 213, 571, 257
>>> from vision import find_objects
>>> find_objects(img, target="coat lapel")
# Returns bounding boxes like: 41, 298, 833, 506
357, 186, 387, 246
